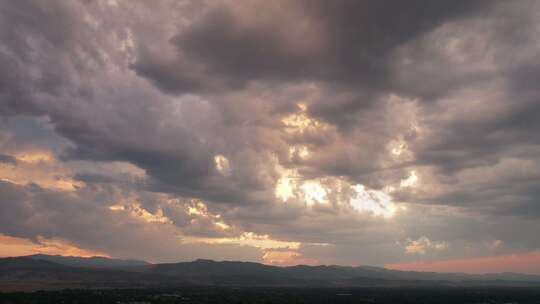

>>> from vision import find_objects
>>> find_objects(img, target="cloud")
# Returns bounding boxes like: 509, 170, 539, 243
387, 251, 540, 275
0, 154, 16, 165
133, 0, 490, 95
0, 179, 264, 263
0, 0, 540, 270
404, 236, 449, 255
0, 234, 108, 258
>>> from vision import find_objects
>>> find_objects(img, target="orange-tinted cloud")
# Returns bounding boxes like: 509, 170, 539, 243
0, 234, 108, 258
0, 151, 83, 191
386, 251, 540, 275
262, 250, 319, 266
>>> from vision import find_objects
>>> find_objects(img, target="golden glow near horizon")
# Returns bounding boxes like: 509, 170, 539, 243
182, 231, 301, 250
261, 250, 320, 266
262, 250, 301, 265
0, 234, 108, 258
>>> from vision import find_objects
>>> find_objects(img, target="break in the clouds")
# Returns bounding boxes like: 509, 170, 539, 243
1, 0, 540, 272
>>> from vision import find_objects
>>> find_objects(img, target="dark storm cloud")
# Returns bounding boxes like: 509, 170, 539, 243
128, 0, 540, 216
0, 0, 95, 116
134, 0, 491, 95
0, 0, 221, 199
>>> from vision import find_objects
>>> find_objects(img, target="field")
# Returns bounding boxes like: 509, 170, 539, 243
1, 287, 540, 304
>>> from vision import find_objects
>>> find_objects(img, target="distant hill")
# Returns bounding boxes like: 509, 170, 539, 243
27, 254, 149, 268
0, 257, 183, 292
1, 257, 539, 291
138, 259, 540, 284
0, 256, 69, 272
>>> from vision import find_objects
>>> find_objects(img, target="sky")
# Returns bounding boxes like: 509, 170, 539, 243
1, 0, 540, 274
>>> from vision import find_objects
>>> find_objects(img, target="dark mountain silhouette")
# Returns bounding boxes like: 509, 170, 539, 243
27, 254, 149, 268
1, 256, 539, 291
0, 257, 184, 291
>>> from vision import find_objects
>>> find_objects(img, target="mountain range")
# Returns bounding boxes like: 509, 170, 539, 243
1, 255, 539, 291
